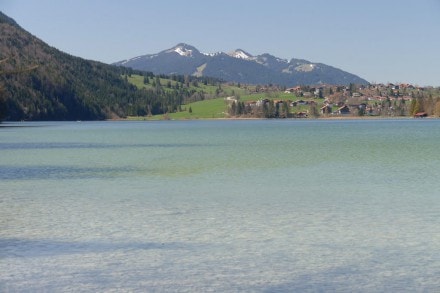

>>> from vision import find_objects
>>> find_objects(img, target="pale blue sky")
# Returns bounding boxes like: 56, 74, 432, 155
2, 0, 440, 86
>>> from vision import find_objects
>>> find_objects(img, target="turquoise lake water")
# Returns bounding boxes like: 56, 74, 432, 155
1, 119, 439, 292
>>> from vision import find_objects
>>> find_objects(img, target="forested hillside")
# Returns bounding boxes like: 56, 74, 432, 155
0, 12, 223, 121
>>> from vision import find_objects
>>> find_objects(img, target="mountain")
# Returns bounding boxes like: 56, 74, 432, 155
0, 11, 163, 121
114, 43, 369, 86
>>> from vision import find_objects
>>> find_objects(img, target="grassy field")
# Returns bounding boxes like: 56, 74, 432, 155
124, 74, 253, 119
125, 74, 249, 97
140, 95, 315, 120
169, 98, 227, 119
124, 74, 326, 120
126, 98, 227, 120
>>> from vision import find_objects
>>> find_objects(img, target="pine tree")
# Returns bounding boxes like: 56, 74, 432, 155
236, 101, 243, 116
434, 100, 440, 117
409, 99, 416, 115
411, 98, 423, 115
0, 60, 38, 121
262, 103, 269, 118
267, 100, 275, 118
281, 101, 289, 118
0, 86, 7, 122
309, 103, 319, 118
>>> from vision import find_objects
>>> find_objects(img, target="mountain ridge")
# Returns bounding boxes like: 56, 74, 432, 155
115, 43, 369, 86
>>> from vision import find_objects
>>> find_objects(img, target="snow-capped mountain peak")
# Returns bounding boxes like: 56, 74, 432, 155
229, 49, 253, 60
167, 43, 196, 57
114, 43, 369, 86
174, 46, 192, 57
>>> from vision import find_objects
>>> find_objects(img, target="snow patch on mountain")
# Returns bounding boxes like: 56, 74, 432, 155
229, 49, 253, 60
276, 57, 288, 63
173, 47, 193, 57
202, 52, 221, 57
295, 64, 315, 72
120, 55, 142, 65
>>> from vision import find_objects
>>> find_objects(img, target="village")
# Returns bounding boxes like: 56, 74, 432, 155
226, 83, 439, 118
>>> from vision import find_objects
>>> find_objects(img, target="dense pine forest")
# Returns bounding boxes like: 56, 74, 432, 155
0, 11, 224, 121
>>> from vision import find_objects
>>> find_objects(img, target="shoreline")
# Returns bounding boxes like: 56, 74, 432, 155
117, 115, 436, 122
2, 116, 438, 124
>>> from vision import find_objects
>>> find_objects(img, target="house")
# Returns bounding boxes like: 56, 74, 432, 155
245, 101, 257, 109
320, 105, 332, 115
358, 103, 367, 110
285, 86, 301, 93
256, 99, 270, 107
414, 112, 428, 118
336, 101, 346, 107
295, 112, 308, 118
338, 105, 351, 115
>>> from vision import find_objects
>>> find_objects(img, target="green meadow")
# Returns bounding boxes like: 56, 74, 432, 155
126, 74, 247, 96
124, 74, 320, 120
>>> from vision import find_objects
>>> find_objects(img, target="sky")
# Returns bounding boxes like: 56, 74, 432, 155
2, 0, 440, 86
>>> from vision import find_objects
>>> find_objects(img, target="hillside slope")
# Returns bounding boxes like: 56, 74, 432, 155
0, 11, 150, 121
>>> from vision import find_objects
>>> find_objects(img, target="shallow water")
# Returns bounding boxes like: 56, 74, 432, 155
1, 120, 439, 292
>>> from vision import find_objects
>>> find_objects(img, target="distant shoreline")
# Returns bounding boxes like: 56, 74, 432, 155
114, 115, 437, 122
2, 116, 437, 124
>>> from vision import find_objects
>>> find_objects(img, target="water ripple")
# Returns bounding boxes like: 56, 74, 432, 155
0, 142, 212, 150
0, 165, 140, 180
0, 238, 195, 259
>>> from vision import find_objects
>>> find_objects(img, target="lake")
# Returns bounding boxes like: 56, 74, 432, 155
1, 119, 439, 292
